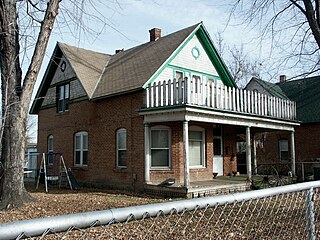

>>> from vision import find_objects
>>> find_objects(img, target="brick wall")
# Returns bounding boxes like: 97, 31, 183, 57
38, 92, 239, 190
255, 122, 320, 177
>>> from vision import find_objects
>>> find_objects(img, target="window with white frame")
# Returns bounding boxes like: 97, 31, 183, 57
57, 83, 70, 112
116, 128, 127, 168
74, 131, 88, 166
189, 126, 205, 167
151, 127, 170, 168
279, 139, 288, 162
192, 74, 201, 93
47, 135, 54, 165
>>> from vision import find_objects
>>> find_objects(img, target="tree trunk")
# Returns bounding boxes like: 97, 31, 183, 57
0, 0, 60, 209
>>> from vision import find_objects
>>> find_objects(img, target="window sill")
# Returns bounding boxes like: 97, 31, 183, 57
190, 166, 206, 170
73, 165, 88, 171
150, 167, 171, 171
114, 168, 128, 173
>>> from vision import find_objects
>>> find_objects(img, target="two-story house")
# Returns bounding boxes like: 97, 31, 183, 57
30, 23, 299, 196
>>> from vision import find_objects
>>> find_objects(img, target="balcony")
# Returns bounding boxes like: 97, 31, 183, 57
144, 78, 296, 121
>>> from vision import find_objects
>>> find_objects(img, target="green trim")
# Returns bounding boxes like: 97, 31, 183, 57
196, 28, 236, 88
143, 25, 201, 88
191, 46, 200, 60
169, 65, 222, 81
143, 24, 236, 89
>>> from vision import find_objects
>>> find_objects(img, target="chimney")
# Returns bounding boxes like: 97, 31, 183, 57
149, 28, 161, 42
279, 75, 286, 83
115, 49, 124, 54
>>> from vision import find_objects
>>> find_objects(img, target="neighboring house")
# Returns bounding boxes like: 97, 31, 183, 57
24, 143, 37, 179
246, 76, 320, 179
30, 23, 299, 194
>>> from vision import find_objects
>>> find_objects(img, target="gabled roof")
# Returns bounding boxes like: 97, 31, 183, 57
30, 43, 110, 114
92, 22, 235, 99
248, 77, 289, 100
31, 23, 237, 113
278, 76, 320, 123
59, 43, 111, 97
92, 24, 196, 98
246, 76, 320, 123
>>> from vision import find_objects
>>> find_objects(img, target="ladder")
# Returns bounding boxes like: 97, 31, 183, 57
36, 153, 73, 192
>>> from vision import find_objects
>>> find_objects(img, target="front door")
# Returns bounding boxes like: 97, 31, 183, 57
213, 136, 223, 176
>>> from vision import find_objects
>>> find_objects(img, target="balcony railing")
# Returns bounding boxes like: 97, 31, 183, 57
144, 78, 296, 121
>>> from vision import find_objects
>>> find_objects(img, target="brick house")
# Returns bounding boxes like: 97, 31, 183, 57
30, 23, 299, 194
245, 76, 320, 179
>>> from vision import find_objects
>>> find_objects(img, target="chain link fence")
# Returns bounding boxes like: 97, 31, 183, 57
1, 181, 320, 239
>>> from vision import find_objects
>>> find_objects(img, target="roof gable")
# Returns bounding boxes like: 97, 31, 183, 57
30, 43, 110, 114
92, 24, 200, 99
143, 23, 235, 88
246, 77, 289, 100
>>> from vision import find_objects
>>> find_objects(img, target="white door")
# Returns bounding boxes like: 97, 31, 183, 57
213, 136, 223, 176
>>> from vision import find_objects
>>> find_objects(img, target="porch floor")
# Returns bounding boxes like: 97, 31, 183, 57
144, 176, 250, 198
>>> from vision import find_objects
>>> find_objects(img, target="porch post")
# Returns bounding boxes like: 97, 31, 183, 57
253, 133, 257, 175
144, 123, 151, 183
183, 120, 190, 187
246, 126, 252, 183
290, 130, 296, 176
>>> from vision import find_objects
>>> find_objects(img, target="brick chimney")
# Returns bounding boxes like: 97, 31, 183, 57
279, 75, 286, 83
149, 28, 161, 42
115, 49, 124, 54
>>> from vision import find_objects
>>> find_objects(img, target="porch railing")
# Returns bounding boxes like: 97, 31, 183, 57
144, 78, 296, 120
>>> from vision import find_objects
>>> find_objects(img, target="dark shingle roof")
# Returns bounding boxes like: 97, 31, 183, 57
59, 43, 111, 97
252, 77, 289, 100
92, 23, 200, 99
278, 76, 320, 123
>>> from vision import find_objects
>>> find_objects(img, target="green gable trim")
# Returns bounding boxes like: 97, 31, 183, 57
143, 24, 236, 89
196, 27, 236, 88
168, 65, 222, 81
142, 24, 201, 89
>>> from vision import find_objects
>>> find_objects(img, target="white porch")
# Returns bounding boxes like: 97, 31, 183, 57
140, 78, 299, 188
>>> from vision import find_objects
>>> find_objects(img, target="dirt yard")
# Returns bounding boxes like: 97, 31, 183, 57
0, 184, 167, 224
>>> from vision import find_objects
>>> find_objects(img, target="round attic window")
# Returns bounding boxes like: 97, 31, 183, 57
191, 46, 200, 60
60, 61, 66, 72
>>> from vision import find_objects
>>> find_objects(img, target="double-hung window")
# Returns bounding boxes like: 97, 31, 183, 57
74, 132, 88, 166
116, 128, 127, 168
151, 127, 170, 168
57, 83, 70, 112
279, 139, 288, 162
189, 127, 205, 167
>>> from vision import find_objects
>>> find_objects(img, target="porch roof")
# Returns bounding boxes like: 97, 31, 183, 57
140, 105, 299, 131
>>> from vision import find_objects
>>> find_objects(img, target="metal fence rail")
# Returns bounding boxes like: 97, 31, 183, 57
1, 181, 320, 239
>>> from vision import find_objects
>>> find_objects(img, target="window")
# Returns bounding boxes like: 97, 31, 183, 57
151, 127, 170, 168
192, 75, 201, 93
74, 132, 88, 166
47, 135, 53, 165
57, 83, 70, 112
116, 128, 127, 168
279, 139, 288, 162
175, 71, 183, 81
189, 127, 205, 167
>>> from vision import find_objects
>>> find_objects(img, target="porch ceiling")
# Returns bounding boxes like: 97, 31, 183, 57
139, 105, 300, 131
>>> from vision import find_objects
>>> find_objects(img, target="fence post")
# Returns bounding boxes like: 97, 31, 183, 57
306, 187, 315, 240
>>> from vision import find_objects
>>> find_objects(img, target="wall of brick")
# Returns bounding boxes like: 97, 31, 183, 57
38, 93, 239, 190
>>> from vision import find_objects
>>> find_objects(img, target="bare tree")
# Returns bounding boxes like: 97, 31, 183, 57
214, 32, 261, 87
0, 0, 118, 209
230, 0, 320, 78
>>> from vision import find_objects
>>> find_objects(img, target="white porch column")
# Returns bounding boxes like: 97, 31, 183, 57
290, 130, 296, 176
144, 123, 151, 183
183, 120, 190, 187
253, 133, 257, 175
246, 126, 252, 183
